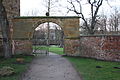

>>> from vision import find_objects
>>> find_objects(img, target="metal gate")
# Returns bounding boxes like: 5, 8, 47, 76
32, 38, 49, 55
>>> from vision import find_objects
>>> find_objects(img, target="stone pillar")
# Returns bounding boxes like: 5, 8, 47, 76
64, 38, 80, 56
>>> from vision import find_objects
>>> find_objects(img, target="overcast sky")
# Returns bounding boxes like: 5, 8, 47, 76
20, 0, 70, 16
20, 0, 120, 17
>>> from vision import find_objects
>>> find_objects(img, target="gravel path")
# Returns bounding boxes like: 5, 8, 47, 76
21, 52, 82, 80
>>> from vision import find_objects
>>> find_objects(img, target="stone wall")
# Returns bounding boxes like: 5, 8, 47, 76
64, 39, 80, 56
12, 16, 80, 55
12, 16, 80, 39
13, 40, 33, 55
78, 35, 120, 61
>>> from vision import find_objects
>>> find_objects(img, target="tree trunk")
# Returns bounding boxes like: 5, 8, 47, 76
88, 27, 95, 35
0, 0, 12, 58
59, 30, 64, 48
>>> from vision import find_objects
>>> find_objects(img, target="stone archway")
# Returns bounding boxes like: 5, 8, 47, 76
32, 20, 64, 41
33, 22, 64, 44
12, 16, 80, 55
32, 22, 64, 54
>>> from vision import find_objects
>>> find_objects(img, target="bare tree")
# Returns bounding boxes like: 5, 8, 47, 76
67, 0, 104, 34
43, 0, 62, 51
42, 0, 63, 16
54, 25, 64, 47
23, 9, 40, 16
108, 7, 120, 32
96, 12, 108, 34
0, 0, 12, 58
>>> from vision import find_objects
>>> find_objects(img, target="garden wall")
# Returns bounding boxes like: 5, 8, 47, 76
12, 35, 120, 62
13, 40, 32, 55
79, 35, 120, 61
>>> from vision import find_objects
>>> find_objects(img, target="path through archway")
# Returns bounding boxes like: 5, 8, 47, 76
32, 22, 64, 55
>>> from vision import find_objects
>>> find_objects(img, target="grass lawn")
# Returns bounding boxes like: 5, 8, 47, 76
43, 46, 120, 80
0, 55, 34, 80
49, 46, 64, 55
33, 45, 64, 55
33, 45, 49, 51
67, 57, 120, 80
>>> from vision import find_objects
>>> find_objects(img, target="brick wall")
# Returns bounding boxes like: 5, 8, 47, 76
79, 35, 120, 61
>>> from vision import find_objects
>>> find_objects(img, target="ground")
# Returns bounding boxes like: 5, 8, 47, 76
20, 52, 82, 80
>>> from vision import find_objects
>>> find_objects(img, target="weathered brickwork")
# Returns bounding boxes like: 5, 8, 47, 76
79, 35, 120, 61
64, 39, 80, 56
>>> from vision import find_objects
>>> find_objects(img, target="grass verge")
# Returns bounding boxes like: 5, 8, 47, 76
67, 57, 120, 80
0, 55, 34, 80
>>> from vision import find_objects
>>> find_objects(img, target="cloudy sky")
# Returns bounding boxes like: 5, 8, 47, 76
20, 0, 120, 17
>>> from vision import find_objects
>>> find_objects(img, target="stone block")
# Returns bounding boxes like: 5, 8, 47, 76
14, 40, 32, 55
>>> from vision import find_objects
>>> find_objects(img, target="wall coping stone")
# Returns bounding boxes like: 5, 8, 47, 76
13, 16, 81, 19
80, 34, 120, 37
65, 34, 120, 39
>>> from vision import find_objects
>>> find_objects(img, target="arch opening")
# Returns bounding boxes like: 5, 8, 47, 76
32, 22, 64, 55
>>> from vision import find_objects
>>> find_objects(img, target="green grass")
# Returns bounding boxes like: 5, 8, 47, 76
0, 55, 34, 80
33, 46, 49, 50
67, 57, 120, 80
43, 46, 120, 80
33, 45, 64, 55
49, 46, 64, 55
